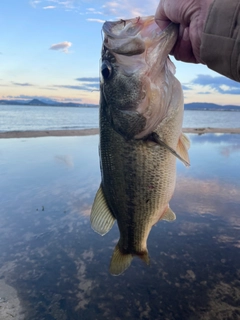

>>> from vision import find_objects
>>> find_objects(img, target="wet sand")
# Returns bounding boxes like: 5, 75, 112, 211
0, 128, 99, 139
0, 127, 240, 138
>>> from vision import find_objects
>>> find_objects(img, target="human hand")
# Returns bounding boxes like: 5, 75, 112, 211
155, 0, 213, 63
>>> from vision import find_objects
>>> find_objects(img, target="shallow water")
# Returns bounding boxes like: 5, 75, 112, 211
1, 105, 240, 132
0, 134, 240, 319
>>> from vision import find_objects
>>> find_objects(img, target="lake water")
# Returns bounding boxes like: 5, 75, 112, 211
0, 104, 240, 132
0, 134, 240, 319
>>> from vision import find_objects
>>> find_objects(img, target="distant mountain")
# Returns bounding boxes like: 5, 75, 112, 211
27, 99, 47, 106
0, 99, 24, 105
0, 99, 98, 108
0, 99, 240, 111
185, 102, 240, 111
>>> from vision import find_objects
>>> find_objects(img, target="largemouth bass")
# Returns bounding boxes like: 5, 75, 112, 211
90, 16, 190, 276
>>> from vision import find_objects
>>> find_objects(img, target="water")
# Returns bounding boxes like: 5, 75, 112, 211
0, 105, 99, 132
183, 109, 240, 128
0, 105, 240, 132
0, 134, 240, 319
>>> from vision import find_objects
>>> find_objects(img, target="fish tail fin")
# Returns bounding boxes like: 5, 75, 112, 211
138, 250, 150, 266
109, 244, 133, 276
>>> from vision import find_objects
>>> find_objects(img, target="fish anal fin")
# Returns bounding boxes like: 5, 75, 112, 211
177, 133, 190, 167
160, 206, 176, 222
90, 185, 115, 236
109, 244, 133, 276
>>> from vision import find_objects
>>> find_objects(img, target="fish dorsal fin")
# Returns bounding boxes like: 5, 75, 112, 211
90, 185, 115, 236
160, 206, 176, 222
109, 244, 133, 276
151, 132, 190, 167
176, 133, 190, 167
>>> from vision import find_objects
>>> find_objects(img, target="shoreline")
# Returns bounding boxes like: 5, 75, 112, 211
0, 127, 240, 139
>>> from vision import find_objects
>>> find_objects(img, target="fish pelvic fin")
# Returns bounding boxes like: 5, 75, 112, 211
151, 132, 190, 167
90, 185, 115, 236
160, 206, 176, 222
176, 133, 190, 167
109, 244, 133, 276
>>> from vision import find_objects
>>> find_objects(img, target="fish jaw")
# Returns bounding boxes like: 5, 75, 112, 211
103, 16, 177, 62
101, 16, 180, 140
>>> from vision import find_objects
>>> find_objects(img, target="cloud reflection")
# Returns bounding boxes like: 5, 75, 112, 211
55, 155, 74, 168
174, 176, 240, 226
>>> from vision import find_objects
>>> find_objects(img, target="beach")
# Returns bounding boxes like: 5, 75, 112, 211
1, 127, 240, 139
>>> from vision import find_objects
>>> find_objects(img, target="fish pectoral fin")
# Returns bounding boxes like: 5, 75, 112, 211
109, 244, 133, 276
90, 185, 115, 236
151, 132, 190, 167
176, 133, 190, 167
160, 206, 176, 222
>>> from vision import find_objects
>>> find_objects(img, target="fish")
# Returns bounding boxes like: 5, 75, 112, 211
90, 16, 190, 276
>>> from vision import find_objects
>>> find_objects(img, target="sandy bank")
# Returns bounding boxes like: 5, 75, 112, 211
0, 127, 240, 139
0, 128, 99, 139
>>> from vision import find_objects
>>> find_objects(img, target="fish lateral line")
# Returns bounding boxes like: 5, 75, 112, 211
150, 132, 190, 167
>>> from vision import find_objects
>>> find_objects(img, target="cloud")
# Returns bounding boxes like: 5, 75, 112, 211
47, 0, 75, 10
11, 82, 34, 87
30, 0, 41, 8
70, 77, 100, 91
54, 85, 83, 90
198, 91, 212, 95
86, 8, 103, 15
43, 6, 56, 9
49, 41, 72, 53
76, 77, 99, 82
53, 83, 99, 91
182, 85, 191, 91
30, 0, 158, 17
6, 94, 46, 100
192, 74, 240, 95
101, 0, 159, 18
87, 18, 105, 23
60, 97, 83, 102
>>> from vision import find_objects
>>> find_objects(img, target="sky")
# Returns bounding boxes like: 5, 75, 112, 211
1, 0, 240, 106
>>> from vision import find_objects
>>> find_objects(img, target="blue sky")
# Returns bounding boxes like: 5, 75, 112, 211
1, 0, 240, 105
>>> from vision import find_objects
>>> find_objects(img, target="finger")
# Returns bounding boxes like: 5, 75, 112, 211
172, 27, 198, 63
155, 0, 171, 30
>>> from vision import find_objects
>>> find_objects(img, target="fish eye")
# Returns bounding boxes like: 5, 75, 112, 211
101, 60, 112, 80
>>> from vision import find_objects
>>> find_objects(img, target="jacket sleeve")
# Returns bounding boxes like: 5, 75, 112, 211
200, 0, 240, 82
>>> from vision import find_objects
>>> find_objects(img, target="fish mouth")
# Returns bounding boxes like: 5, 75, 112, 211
102, 16, 178, 58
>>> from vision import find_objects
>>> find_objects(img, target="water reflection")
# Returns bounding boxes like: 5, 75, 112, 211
0, 134, 240, 319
